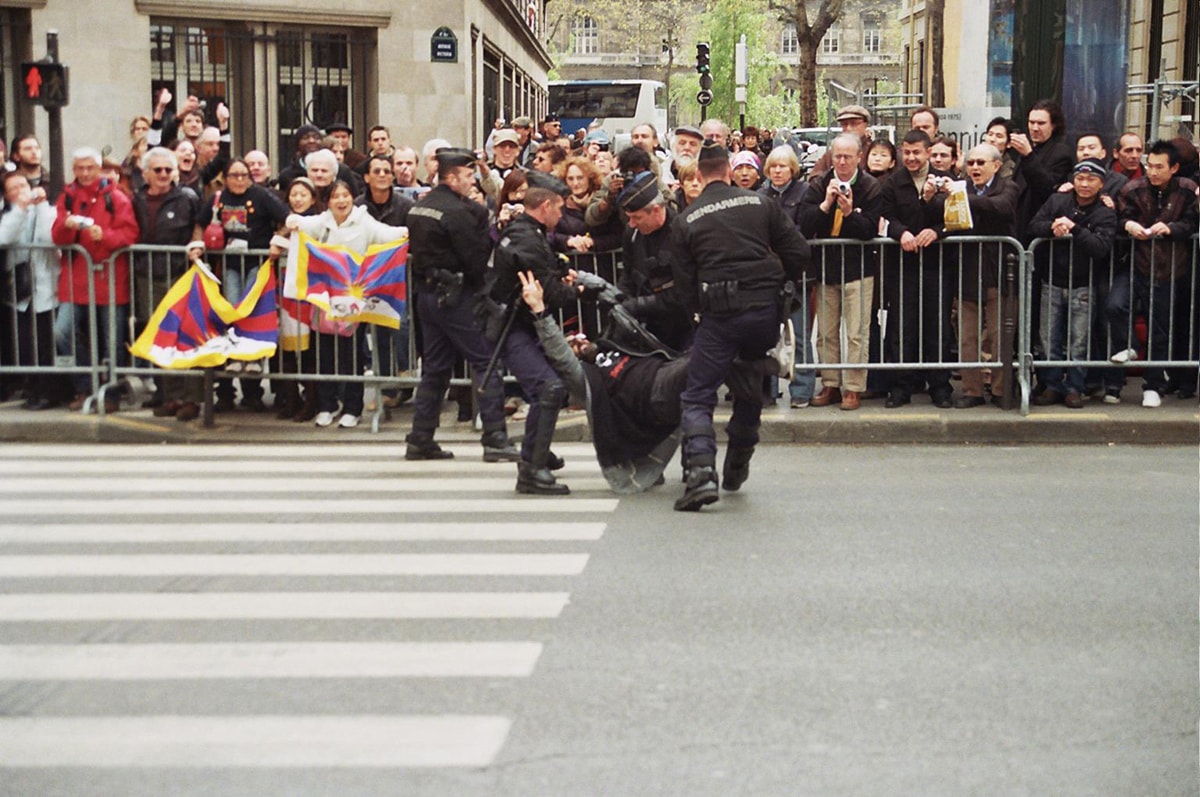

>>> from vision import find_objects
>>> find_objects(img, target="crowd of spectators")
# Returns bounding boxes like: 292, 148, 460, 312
0, 90, 1196, 421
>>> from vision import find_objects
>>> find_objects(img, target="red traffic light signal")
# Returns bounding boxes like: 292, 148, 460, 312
21, 62, 69, 108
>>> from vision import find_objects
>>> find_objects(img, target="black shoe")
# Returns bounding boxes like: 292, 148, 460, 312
929, 390, 954, 409
674, 466, 719, 511
241, 396, 267, 412
141, 394, 164, 409
214, 397, 236, 413
481, 431, 521, 462
884, 392, 911, 408
953, 395, 986, 409
517, 461, 569, 495
721, 447, 753, 492
405, 439, 454, 461
546, 450, 565, 471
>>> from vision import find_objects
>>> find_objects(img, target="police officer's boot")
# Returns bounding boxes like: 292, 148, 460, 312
405, 432, 454, 461
674, 465, 719, 512
480, 430, 521, 462
721, 445, 755, 492
516, 379, 569, 495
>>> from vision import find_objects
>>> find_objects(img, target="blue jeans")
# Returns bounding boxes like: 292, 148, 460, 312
789, 293, 816, 403
1039, 282, 1092, 395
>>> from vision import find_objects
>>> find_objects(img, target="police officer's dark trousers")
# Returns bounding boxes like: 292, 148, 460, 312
499, 323, 563, 463
680, 303, 777, 467
409, 289, 507, 439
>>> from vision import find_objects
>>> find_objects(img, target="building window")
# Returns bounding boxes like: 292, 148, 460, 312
572, 16, 597, 55
150, 20, 374, 166
822, 21, 840, 54
863, 18, 881, 53
781, 24, 798, 56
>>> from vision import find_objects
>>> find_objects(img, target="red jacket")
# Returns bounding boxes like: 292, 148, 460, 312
51, 178, 139, 305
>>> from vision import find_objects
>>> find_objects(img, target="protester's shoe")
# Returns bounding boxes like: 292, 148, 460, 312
214, 397, 236, 413
1142, 389, 1162, 408
722, 447, 754, 492
512, 401, 530, 421
175, 402, 200, 421
242, 359, 264, 374
293, 396, 318, 422
275, 395, 300, 420
789, 398, 810, 409
405, 438, 454, 461
1032, 389, 1063, 406
674, 466, 719, 511
241, 396, 267, 412
839, 391, 860, 411
314, 411, 336, 427
884, 392, 911, 408
809, 386, 841, 407
516, 461, 570, 495
153, 400, 182, 417
338, 414, 359, 429
141, 394, 164, 409
929, 390, 954, 409
481, 431, 521, 462
1102, 388, 1122, 404
1063, 392, 1084, 409
1109, 348, 1138, 364
954, 395, 986, 409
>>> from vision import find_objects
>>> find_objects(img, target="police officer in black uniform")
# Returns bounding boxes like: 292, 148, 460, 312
404, 147, 519, 462
490, 171, 582, 495
615, 172, 693, 352
671, 141, 811, 511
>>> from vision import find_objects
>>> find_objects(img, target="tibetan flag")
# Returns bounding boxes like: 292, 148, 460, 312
286, 232, 408, 329
130, 262, 278, 369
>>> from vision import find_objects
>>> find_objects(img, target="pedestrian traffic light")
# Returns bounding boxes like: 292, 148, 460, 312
20, 62, 68, 108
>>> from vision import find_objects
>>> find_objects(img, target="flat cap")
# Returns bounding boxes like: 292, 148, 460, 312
836, 104, 871, 123
511, 116, 534, 128
674, 124, 703, 140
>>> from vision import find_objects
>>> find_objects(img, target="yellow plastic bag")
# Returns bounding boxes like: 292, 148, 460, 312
943, 180, 974, 232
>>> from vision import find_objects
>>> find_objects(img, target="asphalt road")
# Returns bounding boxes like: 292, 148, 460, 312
0, 443, 1195, 796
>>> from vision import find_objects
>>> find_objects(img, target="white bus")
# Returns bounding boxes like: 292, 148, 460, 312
548, 79, 668, 150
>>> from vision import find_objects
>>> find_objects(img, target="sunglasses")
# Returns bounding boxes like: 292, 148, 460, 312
150, 166, 173, 174
965, 159, 989, 166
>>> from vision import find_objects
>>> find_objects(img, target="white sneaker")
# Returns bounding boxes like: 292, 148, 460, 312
1110, 348, 1138, 364
225, 360, 245, 374
1103, 389, 1121, 405
243, 359, 264, 374
512, 401, 529, 421
1142, 390, 1162, 408
314, 411, 335, 427
338, 413, 359, 428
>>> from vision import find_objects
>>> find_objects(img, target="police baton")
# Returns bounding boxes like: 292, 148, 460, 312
478, 299, 519, 395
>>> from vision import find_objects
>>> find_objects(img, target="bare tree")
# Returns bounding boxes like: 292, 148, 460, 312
768, 0, 845, 125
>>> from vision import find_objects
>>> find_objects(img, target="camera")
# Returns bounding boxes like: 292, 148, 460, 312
620, 171, 638, 184
77, 217, 95, 229
837, 183, 851, 196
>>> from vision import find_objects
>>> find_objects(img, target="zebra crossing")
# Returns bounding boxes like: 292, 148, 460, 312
0, 443, 616, 779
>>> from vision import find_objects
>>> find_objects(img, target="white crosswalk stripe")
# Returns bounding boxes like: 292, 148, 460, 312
0, 443, 615, 776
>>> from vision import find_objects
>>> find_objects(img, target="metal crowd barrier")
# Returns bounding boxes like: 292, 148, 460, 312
0, 243, 107, 411
5, 235, 1196, 429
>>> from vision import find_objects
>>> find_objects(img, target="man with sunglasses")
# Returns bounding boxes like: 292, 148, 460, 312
938, 143, 1020, 407
131, 146, 205, 420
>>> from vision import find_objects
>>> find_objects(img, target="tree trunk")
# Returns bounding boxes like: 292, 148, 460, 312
797, 37, 819, 125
